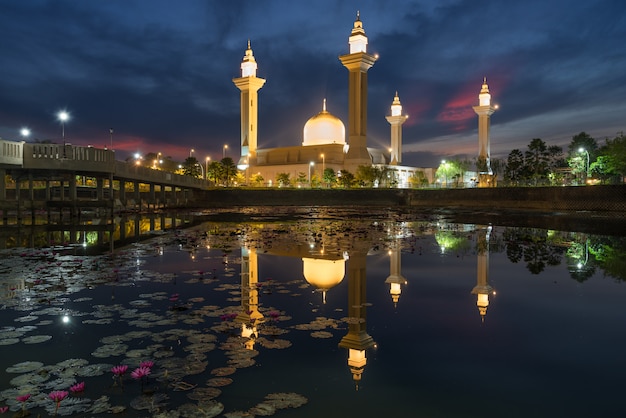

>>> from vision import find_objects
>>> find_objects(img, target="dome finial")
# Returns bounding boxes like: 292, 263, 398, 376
356, 10, 360, 20
323, 98, 327, 112
247, 39, 251, 49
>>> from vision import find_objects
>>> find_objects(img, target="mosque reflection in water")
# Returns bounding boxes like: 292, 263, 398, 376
1, 213, 625, 417
234, 222, 500, 388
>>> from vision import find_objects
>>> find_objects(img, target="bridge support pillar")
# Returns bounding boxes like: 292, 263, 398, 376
0, 169, 6, 201
149, 184, 156, 209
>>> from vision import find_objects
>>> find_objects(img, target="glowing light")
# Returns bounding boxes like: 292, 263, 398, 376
20, 128, 31, 137
57, 111, 69, 122
62, 315, 70, 324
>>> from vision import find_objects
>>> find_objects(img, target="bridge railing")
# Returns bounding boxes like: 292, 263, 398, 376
22, 143, 116, 172
113, 161, 206, 188
0, 139, 24, 167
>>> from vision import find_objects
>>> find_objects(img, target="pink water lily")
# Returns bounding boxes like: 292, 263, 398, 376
49, 390, 68, 416
70, 381, 85, 394
111, 364, 128, 376
16, 394, 30, 415
111, 364, 129, 389
49, 391, 68, 402
16, 394, 30, 403
131, 366, 151, 380
139, 360, 154, 369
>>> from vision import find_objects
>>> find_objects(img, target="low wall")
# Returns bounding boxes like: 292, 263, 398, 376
197, 185, 626, 213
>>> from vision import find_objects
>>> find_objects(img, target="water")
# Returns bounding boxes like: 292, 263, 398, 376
0, 209, 625, 417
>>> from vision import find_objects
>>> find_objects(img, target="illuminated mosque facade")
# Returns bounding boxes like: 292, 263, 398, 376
232, 13, 498, 188
233, 13, 430, 188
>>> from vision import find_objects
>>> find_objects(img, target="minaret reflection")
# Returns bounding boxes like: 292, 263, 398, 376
385, 244, 407, 307
236, 246, 264, 349
339, 251, 376, 390
471, 225, 495, 321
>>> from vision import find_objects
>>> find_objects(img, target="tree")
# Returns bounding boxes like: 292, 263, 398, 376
436, 160, 463, 187
592, 132, 626, 183
409, 170, 429, 188
355, 165, 377, 187
525, 138, 550, 184
250, 173, 264, 187
567, 132, 597, 182
504, 149, 525, 185
490, 158, 504, 179
207, 161, 223, 185
276, 172, 291, 187
337, 170, 354, 188
322, 168, 336, 187
182, 157, 202, 178
220, 157, 237, 186
296, 172, 307, 186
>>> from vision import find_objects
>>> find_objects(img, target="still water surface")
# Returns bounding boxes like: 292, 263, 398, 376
0, 210, 625, 417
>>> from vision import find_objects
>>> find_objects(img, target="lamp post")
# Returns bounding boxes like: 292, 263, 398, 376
441, 160, 448, 188
309, 161, 315, 187
198, 162, 204, 179
320, 153, 325, 187
58, 111, 69, 157
190, 148, 195, 158
578, 147, 590, 180
223, 144, 228, 159
109, 128, 113, 149
205, 156, 211, 180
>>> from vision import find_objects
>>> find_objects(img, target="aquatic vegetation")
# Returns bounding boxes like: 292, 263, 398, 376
69, 381, 85, 394
48, 390, 68, 416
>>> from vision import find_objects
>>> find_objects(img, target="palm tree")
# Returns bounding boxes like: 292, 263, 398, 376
220, 157, 237, 186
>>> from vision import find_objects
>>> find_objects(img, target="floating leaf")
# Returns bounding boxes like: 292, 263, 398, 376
6, 361, 44, 373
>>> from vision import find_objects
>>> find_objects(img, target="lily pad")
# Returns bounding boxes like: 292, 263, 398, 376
6, 361, 44, 373
22, 335, 52, 344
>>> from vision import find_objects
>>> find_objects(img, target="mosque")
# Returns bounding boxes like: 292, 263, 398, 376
232, 13, 497, 188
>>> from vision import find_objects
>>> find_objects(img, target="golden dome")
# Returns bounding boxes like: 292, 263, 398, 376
303, 100, 345, 146
302, 258, 345, 290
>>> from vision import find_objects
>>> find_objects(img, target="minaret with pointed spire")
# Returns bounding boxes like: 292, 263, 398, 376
386, 92, 408, 165
472, 78, 497, 186
384, 244, 407, 306
233, 41, 266, 169
339, 12, 378, 169
237, 246, 264, 349
339, 251, 376, 389
471, 225, 494, 321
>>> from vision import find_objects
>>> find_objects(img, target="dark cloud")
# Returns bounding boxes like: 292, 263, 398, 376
1, 0, 625, 168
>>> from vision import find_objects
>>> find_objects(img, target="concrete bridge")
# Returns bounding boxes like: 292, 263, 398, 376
0, 138, 205, 221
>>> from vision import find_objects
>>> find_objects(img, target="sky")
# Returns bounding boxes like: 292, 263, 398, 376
1, 0, 625, 168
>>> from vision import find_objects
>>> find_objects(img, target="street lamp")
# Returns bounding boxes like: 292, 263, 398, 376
441, 160, 448, 187
109, 128, 113, 149
57, 111, 69, 157
223, 144, 228, 159
190, 148, 195, 158
578, 147, 590, 179
205, 156, 211, 180
309, 161, 315, 186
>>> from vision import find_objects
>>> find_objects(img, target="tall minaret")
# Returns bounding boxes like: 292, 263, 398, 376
233, 41, 266, 169
385, 92, 408, 165
339, 12, 378, 169
237, 246, 264, 349
385, 243, 407, 307
471, 225, 494, 322
339, 251, 376, 390
472, 78, 497, 178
